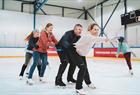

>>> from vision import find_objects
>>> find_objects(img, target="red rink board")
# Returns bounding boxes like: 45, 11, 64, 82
94, 48, 124, 58
47, 47, 58, 56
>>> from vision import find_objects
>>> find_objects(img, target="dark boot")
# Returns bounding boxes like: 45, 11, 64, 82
55, 77, 66, 86
19, 64, 27, 76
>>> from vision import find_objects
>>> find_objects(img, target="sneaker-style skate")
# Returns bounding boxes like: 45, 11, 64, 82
76, 89, 86, 95
87, 83, 96, 89
39, 77, 46, 83
19, 76, 23, 80
26, 79, 34, 85
129, 70, 133, 76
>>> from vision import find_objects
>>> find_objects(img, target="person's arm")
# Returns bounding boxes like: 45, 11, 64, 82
51, 34, 58, 45
95, 37, 109, 43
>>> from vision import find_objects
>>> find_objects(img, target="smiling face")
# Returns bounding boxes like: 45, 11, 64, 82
90, 25, 99, 36
33, 32, 40, 38
88, 23, 100, 36
45, 23, 53, 34
46, 25, 53, 33
74, 26, 82, 36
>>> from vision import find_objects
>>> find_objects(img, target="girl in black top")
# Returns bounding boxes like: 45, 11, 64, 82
19, 30, 41, 80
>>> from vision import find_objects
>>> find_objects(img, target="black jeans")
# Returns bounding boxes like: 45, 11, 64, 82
56, 45, 76, 80
66, 48, 91, 89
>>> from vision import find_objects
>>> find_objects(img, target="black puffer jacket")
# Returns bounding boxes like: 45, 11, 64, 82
58, 30, 81, 49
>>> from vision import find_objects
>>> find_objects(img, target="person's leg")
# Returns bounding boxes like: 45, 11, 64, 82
40, 53, 48, 78
66, 49, 86, 90
37, 58, 42, 77
28, 51, 40, 79
19, 52, 32, 76
56, 51, 68, 78
82, 56, 91, 85
55, 50, 68, 86
124, 52, 132, 70
67, 58, 76, 83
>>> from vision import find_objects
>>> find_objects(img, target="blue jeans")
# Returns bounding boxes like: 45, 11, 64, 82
28, 51, 48, 79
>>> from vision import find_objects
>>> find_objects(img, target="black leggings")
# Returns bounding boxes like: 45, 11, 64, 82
66, 48, 91, 89
124, 52, 132, 70
19, 52, 41, 76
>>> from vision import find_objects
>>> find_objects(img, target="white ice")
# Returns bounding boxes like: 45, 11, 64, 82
0, 57, 140, 95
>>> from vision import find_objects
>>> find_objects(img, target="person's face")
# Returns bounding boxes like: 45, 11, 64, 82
33, 32, 40, 38
74, 26, 82, 36
46, 26, 53, 33
90, 25, 99, 36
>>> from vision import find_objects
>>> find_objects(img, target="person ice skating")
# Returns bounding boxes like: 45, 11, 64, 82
71, 23, 108, 94
19, 30, 41, 80
55, 25, 82, 87
116, 36, 133, 75
27, 23, 58, 85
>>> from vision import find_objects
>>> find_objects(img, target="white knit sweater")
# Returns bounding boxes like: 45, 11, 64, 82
74, 33, 106, 56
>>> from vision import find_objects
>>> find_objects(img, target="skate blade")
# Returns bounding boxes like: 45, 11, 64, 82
26, 81, 33, 86
67, 82, 75, 85
55, 85, 66, 89
76, 91, 86, 95
40, 81, 46, 84
89, 86, 96, 89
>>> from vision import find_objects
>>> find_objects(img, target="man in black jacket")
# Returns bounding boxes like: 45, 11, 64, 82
55, 24, 82, 87
58, 24, 95, 94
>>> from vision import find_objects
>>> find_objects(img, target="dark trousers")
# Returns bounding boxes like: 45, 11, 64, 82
124, 52, 132, 70
28, 51, 48, 79
66, 48, 91, 89
19, 52, 41, 76
56, 46, 76, 80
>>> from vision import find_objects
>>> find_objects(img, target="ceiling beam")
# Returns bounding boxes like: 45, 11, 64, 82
87, 0, 110, 11
14, 0, 84, 11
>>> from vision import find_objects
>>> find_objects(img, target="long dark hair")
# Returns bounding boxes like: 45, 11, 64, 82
25, 29, 39, 42
25, 32, 34, 42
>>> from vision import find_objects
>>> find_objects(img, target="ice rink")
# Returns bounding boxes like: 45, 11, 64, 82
0, 57, 140, 95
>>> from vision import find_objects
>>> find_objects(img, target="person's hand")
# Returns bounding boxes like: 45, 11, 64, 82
105, 38, 109, 42
48, 42, 55, 47
34, 44, 39, 49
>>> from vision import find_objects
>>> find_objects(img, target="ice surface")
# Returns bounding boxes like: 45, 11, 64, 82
0, 57, 140, 95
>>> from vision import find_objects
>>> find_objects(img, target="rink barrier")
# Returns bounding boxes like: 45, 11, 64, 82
94, 48, 124, 58
0, 56, 140, 62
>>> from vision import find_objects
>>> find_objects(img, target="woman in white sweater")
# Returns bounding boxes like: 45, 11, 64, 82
73, 23, 108, 95
74, 23, 107, 56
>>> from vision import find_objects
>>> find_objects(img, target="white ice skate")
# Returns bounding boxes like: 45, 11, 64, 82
129, 70, 133, 76
26, 79, 34, 85
76, 89, 86, 95
87, 83, 96, 89
39, 77, 46, 83
19, 76, 23, 80
25, 73, 29, 78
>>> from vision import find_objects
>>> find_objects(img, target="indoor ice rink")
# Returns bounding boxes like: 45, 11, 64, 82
0, 0, 140, 95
